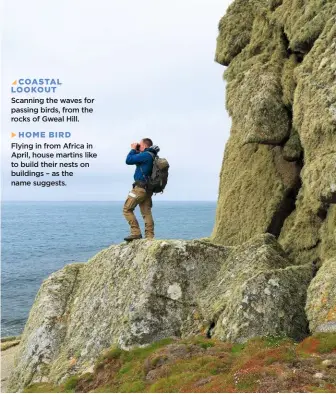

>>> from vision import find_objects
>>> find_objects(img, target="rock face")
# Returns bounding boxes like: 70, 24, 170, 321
306, 258, 336, 333
212, 0, 336, 268
8, 235, 312, 391
200, 236, 312, 343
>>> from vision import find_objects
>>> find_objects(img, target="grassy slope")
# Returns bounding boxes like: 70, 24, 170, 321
25, 333, 336, 393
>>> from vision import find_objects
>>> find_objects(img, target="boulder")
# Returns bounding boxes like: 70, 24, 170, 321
200, 235, 312, 343
306, 258, 336, 333
8, 239, 226, 391
8, 235, 313, 391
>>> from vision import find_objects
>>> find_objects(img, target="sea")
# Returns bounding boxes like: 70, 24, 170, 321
1, 201, 216, 337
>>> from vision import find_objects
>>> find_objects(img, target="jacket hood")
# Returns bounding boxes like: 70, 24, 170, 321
145, 145, 160, 156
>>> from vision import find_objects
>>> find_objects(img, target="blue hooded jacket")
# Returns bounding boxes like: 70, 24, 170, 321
126, 146, 159, 182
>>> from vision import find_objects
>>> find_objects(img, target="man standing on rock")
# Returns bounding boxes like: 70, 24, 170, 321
123, 138, 160, 241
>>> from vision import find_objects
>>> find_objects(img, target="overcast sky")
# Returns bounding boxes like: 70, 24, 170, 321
1, 0, 233, 201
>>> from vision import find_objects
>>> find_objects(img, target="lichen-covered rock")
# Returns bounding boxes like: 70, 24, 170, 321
7, 239, 227, 391
306, 258, 336, 334
281, 54, 298, 107
274, 0, 335, 54
224, 11, 290, 145
283, 128, 302, 162
212, 131, 301, 245
8, 235, 312, 391
212, 0, 336, 268
278, 14, 336, 265
8, 263, 84, 390
320, 205, 336, 264
200, 234, 312, 343
215, 0, 265, 66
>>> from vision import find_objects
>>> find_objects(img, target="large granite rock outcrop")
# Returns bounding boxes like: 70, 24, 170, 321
8, 235, 312, 391
212, 0, 336, 268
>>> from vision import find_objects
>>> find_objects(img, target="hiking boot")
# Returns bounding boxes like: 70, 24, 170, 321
124, 234, 142, 242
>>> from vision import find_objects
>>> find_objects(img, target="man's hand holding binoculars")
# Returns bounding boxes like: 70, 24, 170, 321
131, 142, 140, 150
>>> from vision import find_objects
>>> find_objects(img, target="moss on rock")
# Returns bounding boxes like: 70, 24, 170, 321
283, 127, 302, 161
215, 0, 266, 66
274, 0, 336, 54
224, 11, 290, 145
212, 0, 336, 269
306, 258, 336, 333
281, 54, 299, 107
211, 130, 301, 245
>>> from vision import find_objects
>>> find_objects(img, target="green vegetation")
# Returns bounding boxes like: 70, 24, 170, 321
23, 333, 336, 393
298, 333, 336, 354
1, 335, 21, 343
1, 339, 20, 351
1, 335, 21, 351
24, 384, 60, 393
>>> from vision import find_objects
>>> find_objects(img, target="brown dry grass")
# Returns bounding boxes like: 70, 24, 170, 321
23, 333, 336, 393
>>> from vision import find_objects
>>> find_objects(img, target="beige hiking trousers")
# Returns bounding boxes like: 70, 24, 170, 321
123, 185, 154, 238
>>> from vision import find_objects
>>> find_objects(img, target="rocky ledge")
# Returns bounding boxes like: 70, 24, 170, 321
8, 234, 319, 391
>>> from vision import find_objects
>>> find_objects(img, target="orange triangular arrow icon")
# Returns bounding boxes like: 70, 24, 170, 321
12, 80, 17, 85
11, 132, 16, 138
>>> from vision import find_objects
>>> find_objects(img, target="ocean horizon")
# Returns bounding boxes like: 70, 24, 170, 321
1, 201, 216, 337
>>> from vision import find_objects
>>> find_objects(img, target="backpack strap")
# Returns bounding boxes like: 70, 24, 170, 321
139, 151, 156, 182
139, 165, 148, 183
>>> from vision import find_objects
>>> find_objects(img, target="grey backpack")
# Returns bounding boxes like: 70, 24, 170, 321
142, 153, 170, 194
